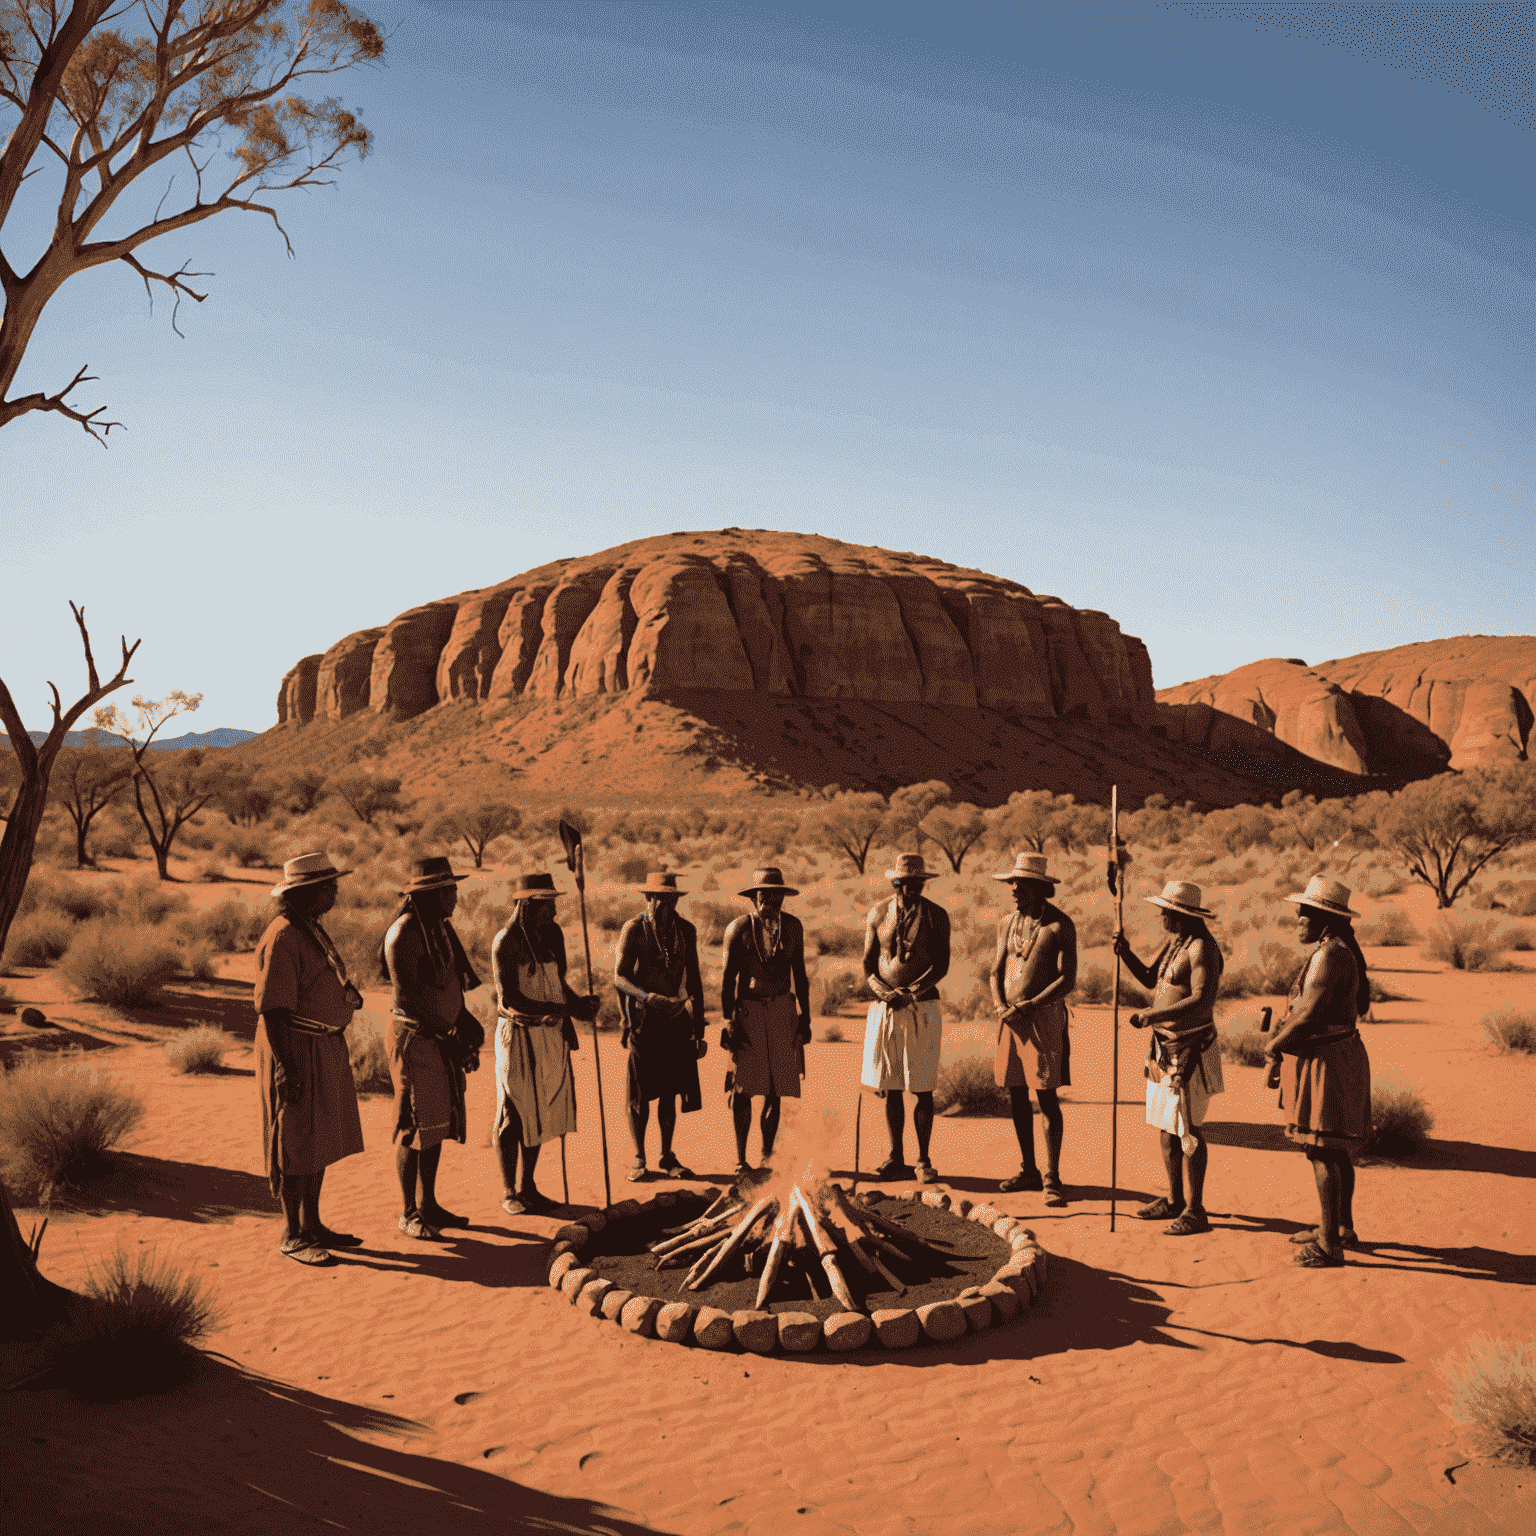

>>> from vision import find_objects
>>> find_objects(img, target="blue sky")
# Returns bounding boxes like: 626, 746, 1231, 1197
2, 0, 1530, 733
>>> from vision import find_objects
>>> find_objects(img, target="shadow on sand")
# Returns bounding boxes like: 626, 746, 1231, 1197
52, 1153, 278, 1224
3, 1353, 668, 1535
113, 977, 258, 1040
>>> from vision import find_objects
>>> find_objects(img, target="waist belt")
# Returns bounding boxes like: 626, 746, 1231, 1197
288, 1014, 349, 1037
392, 1008, 453, 1041
742, 989, 791, 1003
499, 1010, 563, 1028
1286, 1026, 1360, 1059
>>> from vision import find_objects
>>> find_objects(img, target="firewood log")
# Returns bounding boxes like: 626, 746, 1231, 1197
656, 1227, 739, 1268
868, 1250, 907, 1295
686, 1195, 775, 1291
649, 1206, 742, 1256
833, 1187, 935, 1252
683, 1235, 730, 1288
753, 1201, 798, 1309
794, 1187, 860, 1312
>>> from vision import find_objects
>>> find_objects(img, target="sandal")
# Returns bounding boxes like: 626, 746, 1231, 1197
1132, 1197, 1184, 1222
914, 1161, 939, 1185
421, 1207, 471, 1230
312, 1225, 364, 1249
872, 1156, 914, 1182
1293, 1240, 1346, 1268
280, 1236, 332, 1266
657, 1156, 695, 1180
999, 1168, 1044, 1194
1289, 1227, 1359, 1250
500, 1196, 526, 1216
1163, 1209, 1211, 1237
626, 1159, 649, 1183
398, 1213, 443, 1242
1042, 1177, 1068, 1208
517, 1188, 559, 1215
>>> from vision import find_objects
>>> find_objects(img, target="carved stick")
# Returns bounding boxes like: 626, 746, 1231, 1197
687, 1195, 775, 1291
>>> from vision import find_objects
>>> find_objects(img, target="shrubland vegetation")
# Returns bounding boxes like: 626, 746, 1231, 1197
1439, 1337, 1536, 1467
0, 1055, 144, 1203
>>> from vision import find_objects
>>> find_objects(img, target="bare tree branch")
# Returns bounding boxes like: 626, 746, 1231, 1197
0, 362, 122, 442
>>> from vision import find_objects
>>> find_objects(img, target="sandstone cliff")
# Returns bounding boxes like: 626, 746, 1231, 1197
1158, 636, 1535, 774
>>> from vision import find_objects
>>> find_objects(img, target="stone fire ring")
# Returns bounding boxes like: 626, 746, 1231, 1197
545, 1187, 1050, 1356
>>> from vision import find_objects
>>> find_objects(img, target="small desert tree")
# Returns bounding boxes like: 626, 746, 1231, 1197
921, 801, 987, 873
214, 765, 274, 826
50, 735, 135, 865
984, 789, 1068, 856
1375, 764, 1536, 909
0, 0, 385, 442
885, 780, 950, 855
330, 770, 402, 827
280, 767, 327, 814
0, 603, 139, 956
92, 692, 221, 878
433, 802, 520, 870
807, 790, 887, 875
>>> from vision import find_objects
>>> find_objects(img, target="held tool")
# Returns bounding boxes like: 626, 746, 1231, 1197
1260, 1005, 1282, 1089
559, 819, 612, 1207
1105, 785, 1130, 1232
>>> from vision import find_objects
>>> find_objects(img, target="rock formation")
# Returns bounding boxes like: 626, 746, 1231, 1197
1158, 636, 1535, 774
282, 531, 1160, 727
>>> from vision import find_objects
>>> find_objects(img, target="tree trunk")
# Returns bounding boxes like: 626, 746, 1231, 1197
0, 776, 48, 959
0, 1182, 69, 1340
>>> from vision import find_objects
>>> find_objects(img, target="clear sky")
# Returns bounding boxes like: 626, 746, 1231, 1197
2, 0, 1530, 734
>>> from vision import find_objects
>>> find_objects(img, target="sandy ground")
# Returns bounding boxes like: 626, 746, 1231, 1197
3, 877, 1534, 1535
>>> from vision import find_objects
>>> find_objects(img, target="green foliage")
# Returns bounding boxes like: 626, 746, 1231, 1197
59, 922, 181, 1005
1367, 1079, 1434, 1156
219, 827, 274, 868
1355, 907, 1419, 946
1219, 932, 1301, 998
165, 1025, 231, 1074
615, 855, 650, 885
1439, 1336, 1536, 1467
348, 1010, 394, 1095
1481, 1008, 1536, 1055
814, 969, 868, 1016
0, 1055, 145, 1202
934, 1054, 1010, 1116
1425, 915, 1511, 972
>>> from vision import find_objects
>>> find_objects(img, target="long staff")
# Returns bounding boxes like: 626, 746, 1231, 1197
852, 1095, 862, 1194
560, 821, 612, 1207
1107, 784, 1124, 1233
560, 1135, 570, 1205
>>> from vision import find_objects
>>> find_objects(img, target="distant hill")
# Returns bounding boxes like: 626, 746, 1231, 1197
22, 727, 258, 752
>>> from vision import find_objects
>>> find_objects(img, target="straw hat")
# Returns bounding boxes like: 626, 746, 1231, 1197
739, 866, 799, 898
509, 871, 560, 901
1145, 880, 1215, 919
1285, 875, 1359, 918
271, 851, 351, 897
884, 853, 934, 882
399, 855, 469, 895
992, 852, 1058, 888
637, 870, 685, 894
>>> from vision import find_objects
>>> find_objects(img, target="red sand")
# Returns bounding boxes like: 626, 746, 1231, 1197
3, 880, 1534, 1534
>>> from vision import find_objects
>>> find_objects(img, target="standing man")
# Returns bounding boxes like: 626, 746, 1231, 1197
1268, 877, 1373, 1268
492, 872, 597, 1216
254, 852, 366, 1266
615, 870, 706, 1182
721, 866, 812, 1179
1114, 881, 1225, 1236
381, 856, 484, 1240
861, 853, 951, 1184
988, 853, 1077, 1205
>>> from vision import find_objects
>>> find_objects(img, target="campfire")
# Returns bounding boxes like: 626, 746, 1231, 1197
648, 1165, 945, 1312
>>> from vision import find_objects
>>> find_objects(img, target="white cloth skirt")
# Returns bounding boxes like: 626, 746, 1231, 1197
1144, 1042, 1224, 1136
494, 1019, 576, 1146
861, 999, 943, 1093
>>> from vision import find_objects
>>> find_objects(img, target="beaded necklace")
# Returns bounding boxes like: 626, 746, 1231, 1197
892, 898, 925, 963
1157, 932, 1190, 981
751, 912, 783, 965
1008, 912, 1042, 962
645, 911, 683, 975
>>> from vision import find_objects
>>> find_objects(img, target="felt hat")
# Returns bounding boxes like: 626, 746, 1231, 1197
1285, 875, 1359, 918
739, 866, 799, 898
638, 869, 685, 894
1145, 880, 1215, 919
993, 852, 1058, 888
509, 871, 560, 901
884, 853, 934, 882
271, 851, 351, 897
400, 856, 469, 895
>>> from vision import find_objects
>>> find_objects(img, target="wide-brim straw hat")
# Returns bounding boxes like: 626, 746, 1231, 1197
400, 855, 470, 895
739, 866, 798, 898
884, 853, 934, 882
1145, 880, 1215, 919
638, 870, 685, 894
993, 852, 1057, 888
1285, 875, 1359, 918
510, 872, 560, 901
271, 852, 351, 897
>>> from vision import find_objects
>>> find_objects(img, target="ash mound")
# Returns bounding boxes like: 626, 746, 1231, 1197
1157, 636, 1535, 776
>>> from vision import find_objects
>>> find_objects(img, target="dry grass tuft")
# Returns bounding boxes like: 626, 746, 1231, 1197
58, 922, 181, 1005
1439, 1336, 1536, 1466
1367, 1078, 1435, 1157
348, 1009, 394, 1095
1074, 963, 1148, 1007
818, 1022, 847, 1043
1355, 908, 1420, 946
4, 909, 76, 967
1425, 915, 1511, 972
165, 1025, 231, 1075
811, 921, 864, 957
1481, 1008, 1536, 1056
1218, 1025, 1270, 1068
934, 1054, 1010, 1117
0, 1055, 145, 1202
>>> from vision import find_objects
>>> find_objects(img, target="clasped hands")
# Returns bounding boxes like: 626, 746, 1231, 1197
995, 998, 1033, 1028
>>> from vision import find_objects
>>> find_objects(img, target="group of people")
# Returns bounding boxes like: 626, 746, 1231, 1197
254, 846, 1373, 1272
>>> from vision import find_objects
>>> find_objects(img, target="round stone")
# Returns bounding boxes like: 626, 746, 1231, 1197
993, 1217, 1021, 1240
552, 1223, 590, 1249
917, 1300, 967, 1342
872, 1308, 920, 1349
620, 1296, 662, 1336
606, 1199, 644, 1220
559, 1267, 595, 1303
952, 1198, 973, 1218
655, 1302, 696, 1343
777, 1312, 821, 1353
823, 1312, 874, 1351
574, 1210, 608, 1233
957, 1293, 993, 1332
968, 1203, 1002, 1226
920, 1191, 951, 1210
692, 1307, 736, 1350
548, 1252, 578, 1288
980, 1281, 1021, 1320
600, 1288, 634, 1321
733, 1310, 779, 1354
19, 1007, 47, 1028
578, 1278, 615, 1315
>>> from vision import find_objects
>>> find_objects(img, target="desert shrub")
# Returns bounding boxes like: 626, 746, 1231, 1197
1076, 910, 1115, 949
584, 890, 639, 934
1439, 1336, 1536, 1467
947, 976, 998, 1021
615, 855, 649, 885
179, 942, 218, 981
196, 857, 228, 882
687, 898, 738, 946
814, 970, 869, 1016
819, 1022, 846, 1043
1367, 1078, 1434, 1156
1355, 908, 1419, 946
0, 982, 14, 1014
1220, 936, 1301, 998
1218, 1025, 1270, 1068
48, 1246, 221, 1401
1494, 879, 1536, 917
194, 898, 270, 953
90, 818, 143, 859
59, 922, 181, 1006
177, 823, 219, 851
1481, 1008, 1536, 1055
321, 909, 391, 986
4, 909, 76, 967
348, 1010, 393, 1094
1367, 977, 1407, 1004
165, 1026, 230, 1074
1425, 915, 1509, 972
0, 1055, 145, 1201
1357, 865, 1406, 898
219, 828, 274, 869
1505, 924, 1534, 952
110, 875, 189, 927
934, 1054, 1009, 1117
1074, 963, 1148, 1007
812, 921, 864, 957
20, 871, 112, 922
